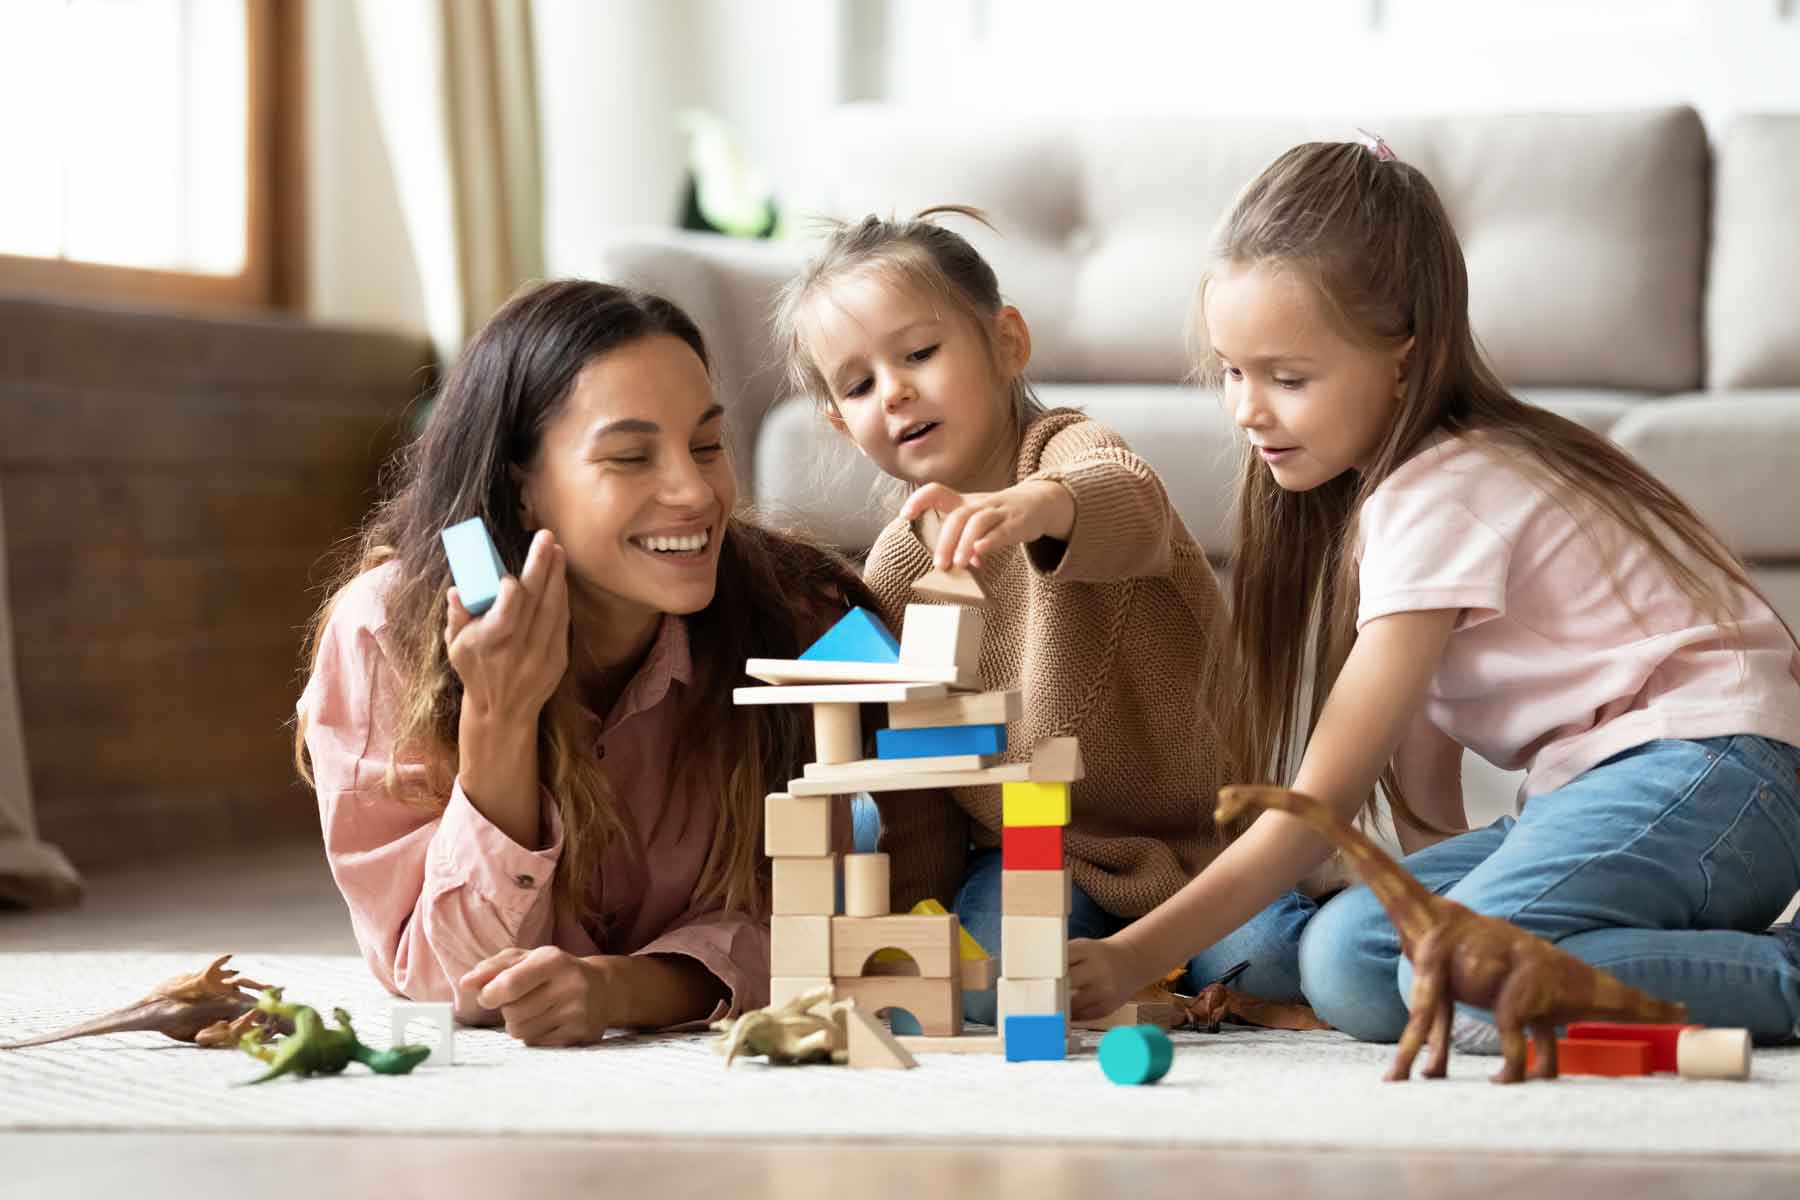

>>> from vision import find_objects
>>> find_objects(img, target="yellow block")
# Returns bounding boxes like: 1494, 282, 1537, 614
1002, 781, 1070, 827
873, 898, 991, 962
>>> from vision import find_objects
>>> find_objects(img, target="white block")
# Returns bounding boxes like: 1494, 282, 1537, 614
389, 1000, 455, 1065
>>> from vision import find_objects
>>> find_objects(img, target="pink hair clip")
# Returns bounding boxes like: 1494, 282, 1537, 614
1355, 127, 1398, 162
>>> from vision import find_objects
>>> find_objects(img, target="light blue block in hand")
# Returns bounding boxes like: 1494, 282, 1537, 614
440, 517, 506, 615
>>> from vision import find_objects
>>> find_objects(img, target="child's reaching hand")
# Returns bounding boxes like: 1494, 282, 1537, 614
1066, 935, 1159, 1022
902, 479, 1076, 571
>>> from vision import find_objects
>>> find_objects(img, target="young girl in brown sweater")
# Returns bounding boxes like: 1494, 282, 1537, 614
773, 206, 1311, 1023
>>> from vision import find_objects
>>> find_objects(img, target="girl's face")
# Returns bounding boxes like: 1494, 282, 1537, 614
1204, 262, 1411, 492
519, 334, 737, 632
801, 269, 1030, 490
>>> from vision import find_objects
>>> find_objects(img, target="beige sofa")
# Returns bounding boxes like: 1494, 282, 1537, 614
591, 105, 1800, 822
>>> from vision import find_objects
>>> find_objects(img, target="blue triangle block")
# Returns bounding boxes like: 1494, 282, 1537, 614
799, 607, 901, 664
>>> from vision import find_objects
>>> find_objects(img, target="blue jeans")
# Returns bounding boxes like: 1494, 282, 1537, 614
953, 849, 1316, 1025
1299, 736, 1800, 1044
851, 796, 1316, 1025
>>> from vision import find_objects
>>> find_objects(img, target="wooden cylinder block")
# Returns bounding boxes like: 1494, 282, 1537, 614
1677, 1027, 1751, 1080
813, 702, 862, 765
844, 852, 892, 917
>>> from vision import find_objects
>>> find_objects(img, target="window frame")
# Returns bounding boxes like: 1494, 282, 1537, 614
0, 0, 305, 312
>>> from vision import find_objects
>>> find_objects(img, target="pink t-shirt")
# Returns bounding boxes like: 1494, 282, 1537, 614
1356, 431, 1800, 801
298, 560, 786, 1026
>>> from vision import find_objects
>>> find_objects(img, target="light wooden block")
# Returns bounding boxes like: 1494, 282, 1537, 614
745, 658, 978, 688
909, 512, 989, 607
843, 852, 891, 917
832, 914, 957, 978
805, 753, 997, 780
735, 682, 951, 705
764, 792, 833, 857
844, 1002, 918, 1069
1029, 737, 1085, 782
1001, 915, 1068, 978
788, 760, 1032, 796
1678, 1028, 1752, 1080
772, 855, 838, 916
1077, 999, 1180, 1032
812, 702, 862, 765
998, 976, 1069, 1023
771, 915, 832, 977
1002, 781, 1071, 827
1002, 868, 1072, 916
832, 974, 962, 1038
960, 955, 998, 992
887, 688, 1021, 730
899, 603, 984, 675
896, 1033, 1003, 1055
768, 977, 833, 1011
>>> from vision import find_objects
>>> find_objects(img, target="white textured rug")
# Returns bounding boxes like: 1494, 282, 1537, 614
2, 953, 1796, 1156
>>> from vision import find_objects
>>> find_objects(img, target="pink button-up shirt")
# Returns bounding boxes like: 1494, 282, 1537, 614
298, 561, 770, 1026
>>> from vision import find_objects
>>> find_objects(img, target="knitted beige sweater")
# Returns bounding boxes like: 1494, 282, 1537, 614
865, 409, 1237, 918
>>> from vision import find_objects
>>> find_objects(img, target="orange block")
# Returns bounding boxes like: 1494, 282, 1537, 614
1527, 1036, 1652, 1077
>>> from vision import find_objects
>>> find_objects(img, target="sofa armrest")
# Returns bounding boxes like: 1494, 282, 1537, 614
580, 231, 808, 499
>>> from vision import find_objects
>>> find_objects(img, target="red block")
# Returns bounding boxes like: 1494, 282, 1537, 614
1527, 1037, 1652, 1077
1002, 824, 1063, 870
1564, 1022, 1701, 1074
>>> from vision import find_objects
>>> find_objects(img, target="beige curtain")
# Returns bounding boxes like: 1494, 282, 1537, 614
0, 487, 81, 907
354, 0, 544, 363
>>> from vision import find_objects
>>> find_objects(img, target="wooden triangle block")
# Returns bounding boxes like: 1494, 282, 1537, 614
800, 607, 901, 664
911, 511, 990, 608
844, 1002, 919, 1069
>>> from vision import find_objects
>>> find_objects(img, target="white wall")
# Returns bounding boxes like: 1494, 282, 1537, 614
534, 0, 845, 277
883, 0, 1800, 129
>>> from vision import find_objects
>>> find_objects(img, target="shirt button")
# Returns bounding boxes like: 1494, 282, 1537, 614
596, 743, 607, 760
514, 873, 536, 888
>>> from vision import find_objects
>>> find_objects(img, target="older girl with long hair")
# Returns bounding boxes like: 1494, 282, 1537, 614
1069, 137, 1800, 1050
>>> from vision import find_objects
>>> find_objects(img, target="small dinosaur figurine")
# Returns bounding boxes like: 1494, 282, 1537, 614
711, 988, 848, 1067
237, 988, 431, 1084
0, 955, 291, 1050
1215, 785, 1689, 1084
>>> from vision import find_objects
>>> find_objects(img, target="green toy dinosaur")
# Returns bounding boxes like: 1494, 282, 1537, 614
238, 988, 432, 1084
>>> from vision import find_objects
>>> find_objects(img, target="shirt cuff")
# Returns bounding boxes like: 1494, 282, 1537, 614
427, 781, 565, 921
1028, 459, 1170, 581
633, 916, 769, 1027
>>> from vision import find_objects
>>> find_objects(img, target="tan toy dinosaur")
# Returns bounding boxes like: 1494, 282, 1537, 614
1214, 785, 1689, 1084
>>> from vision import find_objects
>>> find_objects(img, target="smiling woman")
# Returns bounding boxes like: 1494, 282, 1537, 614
292, 280, 877, 1045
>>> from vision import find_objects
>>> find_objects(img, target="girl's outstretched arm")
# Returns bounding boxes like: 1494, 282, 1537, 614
1067, 607, 1460, 1019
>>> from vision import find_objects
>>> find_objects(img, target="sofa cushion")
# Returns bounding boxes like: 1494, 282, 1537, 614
1708, 115, 1800, 389
1611, 391, 1800, 561
819, 105, 1708, 393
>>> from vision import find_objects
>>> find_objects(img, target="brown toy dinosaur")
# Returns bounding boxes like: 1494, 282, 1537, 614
1215, 785, 1689, 1084
0, 954, 290, 1050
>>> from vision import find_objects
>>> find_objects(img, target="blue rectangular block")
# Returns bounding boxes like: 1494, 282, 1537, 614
876, 723, 1006, 760
440, 517, 506, 616
1004, 1013, 1068, 1062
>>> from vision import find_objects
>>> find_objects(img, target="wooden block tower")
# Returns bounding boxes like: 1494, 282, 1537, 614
736, 557, 1081, 1056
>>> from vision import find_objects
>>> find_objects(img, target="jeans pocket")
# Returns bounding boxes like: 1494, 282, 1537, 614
1698, 781, 1800, 932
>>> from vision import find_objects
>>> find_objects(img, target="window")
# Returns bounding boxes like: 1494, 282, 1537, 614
0, 0, 301, 310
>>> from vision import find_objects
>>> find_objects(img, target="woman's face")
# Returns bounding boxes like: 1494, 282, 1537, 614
519, 334, 737, 632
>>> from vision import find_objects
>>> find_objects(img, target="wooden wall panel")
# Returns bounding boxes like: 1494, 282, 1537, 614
0, 296, 431, 869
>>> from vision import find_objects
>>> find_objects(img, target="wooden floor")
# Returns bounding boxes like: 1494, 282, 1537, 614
6, 841, 1799, 1200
